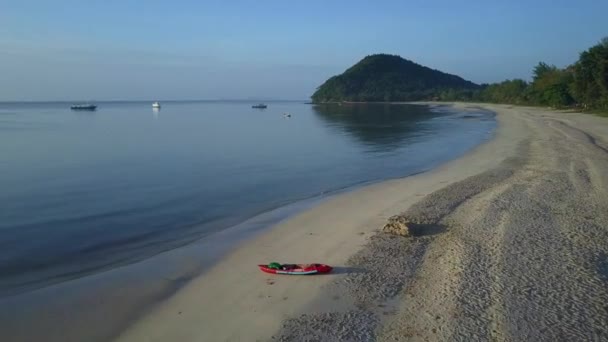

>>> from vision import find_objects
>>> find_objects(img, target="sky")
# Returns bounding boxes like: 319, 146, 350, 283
1, 0, 607, 101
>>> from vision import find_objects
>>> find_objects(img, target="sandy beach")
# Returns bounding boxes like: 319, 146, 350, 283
113, 103, 608, 341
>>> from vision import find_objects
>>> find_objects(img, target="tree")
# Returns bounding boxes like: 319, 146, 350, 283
530, 62, 574, 107
572, 37, 608, 109
312, 38, 608, 110
533, 62, 555, 83
479, 79, 529, 104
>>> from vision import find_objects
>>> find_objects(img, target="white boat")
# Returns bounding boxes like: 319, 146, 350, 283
152, 102, 161, 108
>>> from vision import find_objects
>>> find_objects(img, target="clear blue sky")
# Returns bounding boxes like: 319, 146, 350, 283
1, 0, 606, 101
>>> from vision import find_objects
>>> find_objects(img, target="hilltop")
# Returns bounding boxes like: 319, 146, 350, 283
311, 54, 478, 103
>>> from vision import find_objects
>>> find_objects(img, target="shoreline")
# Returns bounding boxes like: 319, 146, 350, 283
1, 101, 492, 299
0, 104, 491, 299
0, 102, 495, 342
117, 103, 608, 341
0, 192, 335, 342
274, 103, 608, 340
114, 103, 527, 341
8, 103, 607, 341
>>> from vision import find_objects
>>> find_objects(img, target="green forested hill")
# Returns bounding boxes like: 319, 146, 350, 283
311, 54, 479, 103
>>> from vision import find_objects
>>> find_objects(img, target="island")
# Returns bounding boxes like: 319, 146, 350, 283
311, 54, 478, 103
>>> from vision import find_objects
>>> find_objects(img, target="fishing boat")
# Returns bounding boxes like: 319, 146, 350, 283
70, 104, 97, 111
252, 103, 268, 109
258, 263, 333, 275
152, 102, 161, 108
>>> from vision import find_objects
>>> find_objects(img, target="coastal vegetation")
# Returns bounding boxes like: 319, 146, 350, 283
311, 54, 478, 103
438, 37, 608, 112
312, 38, 608, 113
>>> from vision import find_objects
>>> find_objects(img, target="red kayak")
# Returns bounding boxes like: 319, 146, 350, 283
258, 263, 333, 275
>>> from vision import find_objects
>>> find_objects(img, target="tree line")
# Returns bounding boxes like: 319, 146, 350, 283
439, 37, 608, 111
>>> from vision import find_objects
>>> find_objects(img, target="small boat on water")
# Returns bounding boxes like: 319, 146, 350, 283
70, 104, 97, 111
152, 102, 161, 108
252, 103, 267, 109
258, 263, 333, 275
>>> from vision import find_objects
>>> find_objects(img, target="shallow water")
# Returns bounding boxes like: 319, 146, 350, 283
0, 101, 495, 296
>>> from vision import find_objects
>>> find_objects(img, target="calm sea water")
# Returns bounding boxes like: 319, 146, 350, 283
0, 101, 495, 296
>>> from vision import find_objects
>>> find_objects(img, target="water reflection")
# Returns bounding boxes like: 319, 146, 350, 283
312, 103, 439, 150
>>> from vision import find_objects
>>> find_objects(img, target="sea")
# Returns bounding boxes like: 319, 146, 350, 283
0, 101, 495, 296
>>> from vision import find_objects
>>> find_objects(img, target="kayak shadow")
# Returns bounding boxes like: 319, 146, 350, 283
329, 266, 366, 275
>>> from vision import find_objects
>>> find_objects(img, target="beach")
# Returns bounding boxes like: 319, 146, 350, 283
0, 101, 493, 297
113, 103, 608, 341
3, 1, 607, 341
3, 103, 608, 342
0, 102, 495, 342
